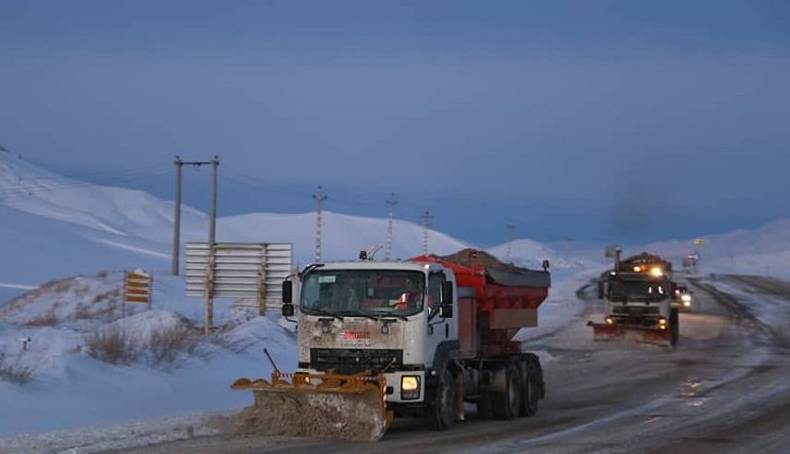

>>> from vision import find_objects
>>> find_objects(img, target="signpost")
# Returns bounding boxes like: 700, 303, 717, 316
123, 271, 152, 315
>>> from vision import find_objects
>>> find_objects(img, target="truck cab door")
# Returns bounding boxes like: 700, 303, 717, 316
426, 271, 458, 372
427, 273, 457, 338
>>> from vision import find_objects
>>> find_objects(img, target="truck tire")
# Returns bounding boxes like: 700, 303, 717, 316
519, 358, 540, 417
492, 364, 521, 420
670, 308, 679, 347
428, 368, 456, 430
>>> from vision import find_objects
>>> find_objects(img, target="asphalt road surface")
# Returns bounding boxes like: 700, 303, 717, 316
119, 275, 790, 454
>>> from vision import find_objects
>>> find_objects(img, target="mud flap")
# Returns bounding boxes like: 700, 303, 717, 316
588, 322, 673, 348
231, 372, 391, 442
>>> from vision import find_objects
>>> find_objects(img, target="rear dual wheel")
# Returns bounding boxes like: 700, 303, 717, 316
520, 358, 541, 417
492, 364, 521, 420
478, 359, 541, 420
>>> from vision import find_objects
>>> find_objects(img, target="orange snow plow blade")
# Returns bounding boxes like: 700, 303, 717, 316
588, 321, 674, 347
231, 371, 392, 442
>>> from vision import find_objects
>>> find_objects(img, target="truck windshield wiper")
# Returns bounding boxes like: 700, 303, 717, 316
336, 311, 408, 322
336, 311, 379, 322
304, 308, 344, 321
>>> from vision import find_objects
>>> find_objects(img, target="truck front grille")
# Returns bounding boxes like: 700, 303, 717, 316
310, 348, 403, 374
612, 305, 659, 315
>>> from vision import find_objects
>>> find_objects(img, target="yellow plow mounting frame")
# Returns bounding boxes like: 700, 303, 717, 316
588, 321, 673, 347
231, 371, 393, 442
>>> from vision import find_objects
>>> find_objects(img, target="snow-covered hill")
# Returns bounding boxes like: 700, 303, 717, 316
486, 238, 602, 270
632, 219, 790, 277
0, 152, 207, 243
217, 211, 468, 266
1, 152, 565, 300
640, 219, 790, 261
0, 152, 473, 268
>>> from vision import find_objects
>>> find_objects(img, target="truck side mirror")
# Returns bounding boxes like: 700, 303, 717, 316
282, 280, 295, 317
441, 281, 454, 318
282, 280, 292, 304
440, 303, 453, 319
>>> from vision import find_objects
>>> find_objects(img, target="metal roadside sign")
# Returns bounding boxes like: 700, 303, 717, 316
185, 242, 293, 320
124, 270, 152, 305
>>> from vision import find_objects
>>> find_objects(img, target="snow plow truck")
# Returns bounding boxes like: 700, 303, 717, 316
231, 249, 551, 441
589, 252, 679, 347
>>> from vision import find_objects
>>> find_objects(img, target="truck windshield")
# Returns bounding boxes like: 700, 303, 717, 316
608, 280, 668, 302
300, 270, 425, 317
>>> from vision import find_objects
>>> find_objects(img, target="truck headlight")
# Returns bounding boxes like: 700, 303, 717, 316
681, 294, 691, 305
650, 266, 663, 277
658, 317, 668, 330
605, 316, 614, 325
401, 375, 420, 400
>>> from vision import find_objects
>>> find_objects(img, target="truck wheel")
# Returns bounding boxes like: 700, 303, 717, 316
670, 308, 679, 347
492, 364, 521, 420
428, 369, 456, 430
519, 359, 540, 417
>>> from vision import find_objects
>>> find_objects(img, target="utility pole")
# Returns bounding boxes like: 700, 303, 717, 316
385, 192, 398, 260
171, 157, 183, 275
505, 223, 516, 262
171, 156, 217, 276
205, 156, 219, 334
209, 156, 219, 246
313, 186, 328, 262
420, 209, 433, 255
168, 155, 218, 334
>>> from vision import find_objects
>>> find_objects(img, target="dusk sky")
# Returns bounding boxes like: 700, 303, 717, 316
1, 1, 788, 245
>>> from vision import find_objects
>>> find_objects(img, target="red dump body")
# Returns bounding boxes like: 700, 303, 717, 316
411, 252, 551, 357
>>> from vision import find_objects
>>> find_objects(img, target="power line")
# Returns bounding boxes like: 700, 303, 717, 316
0, 167, 172, 198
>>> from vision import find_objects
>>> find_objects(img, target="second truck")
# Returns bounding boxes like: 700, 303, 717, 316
590, 252, 679, 347
232, 249, 551, 441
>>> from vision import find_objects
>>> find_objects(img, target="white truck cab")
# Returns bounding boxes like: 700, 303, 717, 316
289, 261, 457, 404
